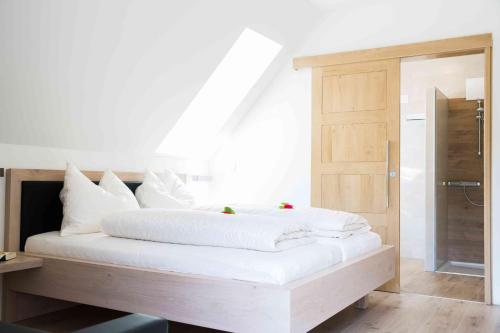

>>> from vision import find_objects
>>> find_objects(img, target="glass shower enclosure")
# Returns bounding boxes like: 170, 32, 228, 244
425, 87, 484, 276
425, 87, 448, 272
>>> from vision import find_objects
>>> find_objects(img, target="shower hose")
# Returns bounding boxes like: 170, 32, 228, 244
463, 186, 484, 207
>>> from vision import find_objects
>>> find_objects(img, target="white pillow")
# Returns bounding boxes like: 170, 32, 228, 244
99, 169, 140, 209
135, 170, 189, 209
60, 164, 140, 236
159, 169, 196, 206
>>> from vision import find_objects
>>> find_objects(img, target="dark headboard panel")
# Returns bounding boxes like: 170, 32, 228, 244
19, 181, 141, 251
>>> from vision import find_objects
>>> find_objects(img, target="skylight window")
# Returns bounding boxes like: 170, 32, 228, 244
156, 28, 282, 158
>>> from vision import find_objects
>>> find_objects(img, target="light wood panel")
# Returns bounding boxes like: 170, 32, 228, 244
294, 34, 492, 69
401, 49, 486, 63
483, 46, 492, 304
312, 59, 400, 292
321, 123, 387, 162
288, 246, 394, 332
18, 291, 500, 333
4, 247, 395, 333
0, 255, 42, 274
321, 175, 386, 213
322, 71, 387, 112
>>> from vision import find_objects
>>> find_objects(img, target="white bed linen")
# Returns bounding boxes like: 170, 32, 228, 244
101, 209, 313, 252
194, 204, 369, 232
313, 225, 372, 239
316, 232, 382, 261
26, 231, 341, 285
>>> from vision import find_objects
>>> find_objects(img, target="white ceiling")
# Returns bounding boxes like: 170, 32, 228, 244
0, 0, 320, 153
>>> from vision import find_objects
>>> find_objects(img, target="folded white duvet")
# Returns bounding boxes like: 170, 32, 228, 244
313, 225, 372, 239
316, 232, 382, 261
101, 209, 313, 252
194, 204, 369, 234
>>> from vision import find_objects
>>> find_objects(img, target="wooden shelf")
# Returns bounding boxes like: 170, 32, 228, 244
0, 255, 43, 274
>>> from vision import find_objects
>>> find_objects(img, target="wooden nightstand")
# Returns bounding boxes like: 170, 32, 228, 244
0, 254, 43, 274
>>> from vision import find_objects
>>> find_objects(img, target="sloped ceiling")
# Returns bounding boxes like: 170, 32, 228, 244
0, 0, 320, 153
307, 0, 350, 10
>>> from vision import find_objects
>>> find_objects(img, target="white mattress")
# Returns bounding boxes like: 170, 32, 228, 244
25, 231, 381, 285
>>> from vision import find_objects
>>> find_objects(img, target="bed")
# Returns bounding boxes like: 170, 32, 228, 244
3, 169, 395, 333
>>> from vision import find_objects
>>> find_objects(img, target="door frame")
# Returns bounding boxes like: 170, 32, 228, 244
294, 33, 493, 304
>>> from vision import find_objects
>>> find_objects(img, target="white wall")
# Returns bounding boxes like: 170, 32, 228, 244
209, 67, 312, 205
0, 143, 209, 249
211, 0, 500, 303
399, 115, 426, 260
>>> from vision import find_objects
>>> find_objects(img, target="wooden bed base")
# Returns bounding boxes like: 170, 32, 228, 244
3, 169, 395, 333
5, 247, 394, 332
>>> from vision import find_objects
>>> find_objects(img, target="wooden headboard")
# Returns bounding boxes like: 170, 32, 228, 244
4, 169, 145, 252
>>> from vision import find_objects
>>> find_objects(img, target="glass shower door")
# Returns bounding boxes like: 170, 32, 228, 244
425, 87, 448, 271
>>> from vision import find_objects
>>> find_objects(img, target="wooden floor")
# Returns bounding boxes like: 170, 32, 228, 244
401, 257, 484, 302
17, 291, 500, 333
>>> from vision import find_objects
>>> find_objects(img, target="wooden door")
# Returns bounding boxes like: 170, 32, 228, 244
311, 59, 400, 292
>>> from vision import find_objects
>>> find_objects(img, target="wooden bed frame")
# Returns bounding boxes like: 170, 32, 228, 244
3, 169, 395, 333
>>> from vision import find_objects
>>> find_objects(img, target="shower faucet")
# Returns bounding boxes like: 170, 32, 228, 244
447, 181, 481, 188
476, 100, 484, 157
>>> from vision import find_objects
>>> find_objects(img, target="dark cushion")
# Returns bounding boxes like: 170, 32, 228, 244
20, 181, 141, 250
73, 314, 168, 333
